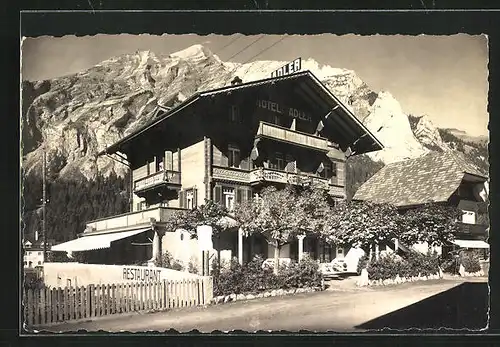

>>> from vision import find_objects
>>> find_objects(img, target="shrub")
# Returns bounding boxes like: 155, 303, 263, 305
366, 251, 440, 280
367, 254, 402, 280
211, 256, 323, 296
459, 250, 481, 273
277, 257, 323, 289
188, 258, 199, 274
155, 251, 185, 271
406, 251, 440, 277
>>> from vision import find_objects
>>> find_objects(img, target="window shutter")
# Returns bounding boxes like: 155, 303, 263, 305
212, 146, 222, 166
221, 152, 229, 167
236, 188, 242, 205
179, 191, 186, 208
193, 188, 198, 208
246, 188, 253, 202
165, 151, 173, 171
214, 185, 223, 204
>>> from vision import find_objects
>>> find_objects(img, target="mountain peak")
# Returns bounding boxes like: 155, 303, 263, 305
170, 44, 218, 62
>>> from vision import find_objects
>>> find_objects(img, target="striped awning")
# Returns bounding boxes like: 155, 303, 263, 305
452, 239, 490, 249
51, 228, 150, 252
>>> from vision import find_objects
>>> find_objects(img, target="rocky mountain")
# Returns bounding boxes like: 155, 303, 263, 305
21, 44, 488, 180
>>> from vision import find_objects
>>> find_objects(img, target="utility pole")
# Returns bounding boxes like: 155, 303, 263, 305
42, 146, 47, 263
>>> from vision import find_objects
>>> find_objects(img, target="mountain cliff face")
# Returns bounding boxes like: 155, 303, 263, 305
21, 44, 488, 180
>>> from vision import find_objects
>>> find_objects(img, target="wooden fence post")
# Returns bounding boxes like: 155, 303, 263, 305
96, 284, 101, 317
57, 288, 63, 322
39, 287, 46, 325
106, 284, 111, 316
69, 286, 75, 321
27, 289, 34, 326
46, 287, 52, 324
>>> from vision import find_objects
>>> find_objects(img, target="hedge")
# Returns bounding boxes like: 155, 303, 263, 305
366, 251, 440, 281
211, 255, 323, 297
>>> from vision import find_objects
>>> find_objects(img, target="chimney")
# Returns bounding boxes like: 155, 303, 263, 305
231, 76, 243, 86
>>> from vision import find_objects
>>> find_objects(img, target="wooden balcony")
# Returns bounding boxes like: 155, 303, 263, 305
85, 207, 187, 233
256, 122, 330, 152
249, 168, 330, 189
212, 166, 250, 183
133, 170, 181, 198
457, 222, 488, 238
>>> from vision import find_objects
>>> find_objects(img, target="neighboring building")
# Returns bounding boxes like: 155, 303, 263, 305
353, 150, 489, 256
52, 70, 383, 268
23, 239, 53, 268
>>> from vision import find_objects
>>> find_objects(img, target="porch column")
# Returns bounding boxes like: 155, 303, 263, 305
375, 243, 380, 260
152, 229, 165, 264
298, 234, 306, 261
238, 227, 244, 265
394, 238, 399, 252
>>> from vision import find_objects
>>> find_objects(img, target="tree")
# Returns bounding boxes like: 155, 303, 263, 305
328, 200, 400, 254
234, 185, 331, 274
164, 199, 230, 236
397, 203, 463, 247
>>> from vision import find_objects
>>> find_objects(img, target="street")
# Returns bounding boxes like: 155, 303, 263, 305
37, 277, 488, 333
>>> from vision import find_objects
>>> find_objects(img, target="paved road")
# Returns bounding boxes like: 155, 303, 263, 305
38, 277, 488, 333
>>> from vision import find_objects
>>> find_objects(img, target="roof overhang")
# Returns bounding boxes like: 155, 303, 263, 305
452, 239, 489, 249
98, 71, 383, 157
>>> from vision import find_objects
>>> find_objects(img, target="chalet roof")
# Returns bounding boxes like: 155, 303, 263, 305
99, 70, 383, 157
353, 150, 488, 208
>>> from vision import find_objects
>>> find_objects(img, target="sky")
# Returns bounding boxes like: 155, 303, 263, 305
21, 34, 489, 137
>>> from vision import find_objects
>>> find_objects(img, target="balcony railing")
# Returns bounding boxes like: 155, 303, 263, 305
458, 222, 488, 237
249, 168, 330, 189
134, 170, 181, 193
212, 166, 250, 183
256, 122, 330, 152
85, 207, 187, 233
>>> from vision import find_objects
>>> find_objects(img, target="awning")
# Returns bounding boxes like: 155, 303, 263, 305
51, 228, 151, 252
452, 239, 490, 249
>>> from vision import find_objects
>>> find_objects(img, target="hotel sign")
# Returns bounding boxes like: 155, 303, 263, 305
271, 57, 302, 78
256, 99, 312, 122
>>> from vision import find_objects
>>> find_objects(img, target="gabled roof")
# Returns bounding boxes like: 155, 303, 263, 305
99, 70, 383, 157
353, 150, 488, 208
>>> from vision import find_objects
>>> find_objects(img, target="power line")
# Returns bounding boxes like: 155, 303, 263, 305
241, 36, 287, 65
226, 34, 266, 62
213, 34, 243, 55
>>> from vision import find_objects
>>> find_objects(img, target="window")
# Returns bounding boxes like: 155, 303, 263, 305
223, 187, 235, 211
321, 161, 337, 179
228, 144, 241, 168
28, 261, 32, 268
462, 210, 476, 224
38, 252, 41, 256
186, 190, 194, 210
38, 261, 42, 265
27, 251, 31, 255
276, 152, 284, 170
23, 261, 27, 266
230, 105, 240, 122
156, 155, 164, 172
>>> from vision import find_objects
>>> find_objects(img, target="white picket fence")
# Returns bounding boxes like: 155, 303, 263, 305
23, 277, 213, 327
